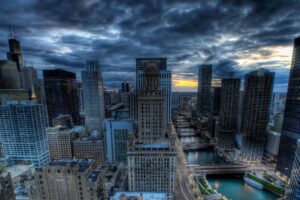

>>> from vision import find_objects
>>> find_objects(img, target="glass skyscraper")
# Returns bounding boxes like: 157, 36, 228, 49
0, 101, 50, 166
276, 36, 300, 177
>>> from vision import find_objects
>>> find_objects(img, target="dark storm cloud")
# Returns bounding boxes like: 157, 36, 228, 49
0, 0, 299, 91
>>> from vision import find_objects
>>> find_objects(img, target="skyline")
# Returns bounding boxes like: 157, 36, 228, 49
1, 0, 299, 92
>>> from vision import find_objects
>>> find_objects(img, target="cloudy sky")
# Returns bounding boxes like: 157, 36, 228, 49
0, 0, 299, 92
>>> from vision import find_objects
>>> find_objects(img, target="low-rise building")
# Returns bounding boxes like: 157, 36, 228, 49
73, 135, 105, 165
47, 126, 87, 160
0, 170, 15, 200
28, 159, 100, 200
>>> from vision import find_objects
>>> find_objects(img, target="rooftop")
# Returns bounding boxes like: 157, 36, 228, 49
6, 164, 33, 179
45, 159, 94, 172
111, 192, 169, 200
136, 142, 170, 149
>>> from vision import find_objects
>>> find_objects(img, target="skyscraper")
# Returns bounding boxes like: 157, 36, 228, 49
286, 139, 300, 200
217, 73, 240, 149
137, 63, 166, 141
20, 66, 37, 89
136, 58, 172, 123
240, 69, 274, 162
0, 60, 20, 89
277, 36, 300, 177
128, 63, 177, 193
81, 60, 105, 131
0, 101, 50, 166
43, 69, 80, 125
197, 64, 212, 116
6, 37, 23, 72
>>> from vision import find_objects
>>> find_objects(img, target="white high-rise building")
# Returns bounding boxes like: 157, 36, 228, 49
0, 101, 50, 166
136, 58, 172, 123
81, 60, 105, 131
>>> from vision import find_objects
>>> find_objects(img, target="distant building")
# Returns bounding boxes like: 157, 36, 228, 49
121, 81, 132, 93
52, 114, 74, 128
81, 60, 105, 131
286, 139, 300, 200
73, 134, 105, 165
104, 119, 134, 164
43, 69, 80, 125
197, 64, 212, 116
77, 82, 84, 112
20, 66, 37, 90
217, 74, 240, 149
210, 86, 221, 116
6, 37, 23, 71
136, 58, 172, 123
46, 126, 86, 160
0, 171, 15, 200
0, 60, 20, 89
32, 79, 49, 126
266, 127, 281, 157
28, 159, 100, 200
0, 101, 50, 166
277, 37, 300, 178
240, 69, 274, 162
272, 112, 284, 133
0, 89, 30, 104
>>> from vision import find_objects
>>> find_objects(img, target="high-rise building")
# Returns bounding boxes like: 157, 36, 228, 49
210, 86, 222, 116
265, 127, 281, 158
29, 159, 101, 200
0, 101, 50, 166
32, 79, 49, 126
81, 60, 105, 131
0, 60, 20, 89
276, 37, 300, 178
136, 58, 172, 123
127, 133, 177, 193
217, 73, 240, 149
6, 37, 23, 72
73, 134, 105, 165
43, 69, 80, 125
0, 171, 15, 200
286, 139, 300, 200
137, 63, 166, 141
77, 82, 84, 112
128, 63, 177, 194
20, 66, 37, 90
104, 119, 134, 164
197, 64, 212, 116
121, 81, 131, 93
240, 69, 274, 162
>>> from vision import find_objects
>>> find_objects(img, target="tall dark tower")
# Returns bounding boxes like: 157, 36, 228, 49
240, 69, 274, 162
217, 72, 240, 149
6, 29, 23, 71
197, 64, 212, 116
276, 36, 300, 177
43, 69, 80, 126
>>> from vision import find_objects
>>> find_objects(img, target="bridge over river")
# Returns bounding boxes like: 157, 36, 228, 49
188, 163, 251, 176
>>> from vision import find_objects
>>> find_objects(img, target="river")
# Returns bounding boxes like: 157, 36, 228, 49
181, 136, 279, 200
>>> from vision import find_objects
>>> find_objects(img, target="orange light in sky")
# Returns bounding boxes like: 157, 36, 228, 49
173, 79, 198, 87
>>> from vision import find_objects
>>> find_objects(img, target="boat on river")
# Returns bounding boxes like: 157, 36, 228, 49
243, 177, 263, 189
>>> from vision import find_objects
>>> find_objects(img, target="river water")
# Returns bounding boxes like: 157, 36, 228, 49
181, 136, 279, 200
